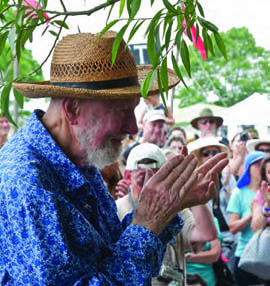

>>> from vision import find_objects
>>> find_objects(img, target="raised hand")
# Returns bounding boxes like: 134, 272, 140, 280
115, 179, 130, 199
181, 152, 229, 209
132, 154, 198, 235
260, 181, 270, 206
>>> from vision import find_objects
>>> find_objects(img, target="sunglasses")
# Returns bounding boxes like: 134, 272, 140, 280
202, 150, 219, 157
199, 119, 216, 125
257, 148, 270, 153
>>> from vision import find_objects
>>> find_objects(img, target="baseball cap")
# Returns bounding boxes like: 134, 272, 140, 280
143, 110, 167, 123
237, 151, 266, 188
126, 143, 167, 171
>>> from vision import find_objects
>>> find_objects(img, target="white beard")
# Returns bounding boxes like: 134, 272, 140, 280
74, 120, 122, 169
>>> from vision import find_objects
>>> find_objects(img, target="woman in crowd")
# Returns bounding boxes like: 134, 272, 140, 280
227, 151, 266, 286
251, 157, 270, 232
188, 137, 237, 271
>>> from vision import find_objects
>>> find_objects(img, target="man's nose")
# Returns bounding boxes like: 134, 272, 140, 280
124, 113, 138, 135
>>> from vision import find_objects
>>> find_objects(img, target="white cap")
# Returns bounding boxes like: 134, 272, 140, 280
143, 109, 167, 123
126, 143, 167, 171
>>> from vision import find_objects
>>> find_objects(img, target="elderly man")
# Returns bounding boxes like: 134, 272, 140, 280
0, 31, 228, 285
0, 114, 10, 148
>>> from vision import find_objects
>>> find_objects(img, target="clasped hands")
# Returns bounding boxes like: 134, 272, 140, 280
132, 147, 228, 235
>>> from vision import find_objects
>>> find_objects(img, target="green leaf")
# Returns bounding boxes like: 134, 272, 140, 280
130, 0, 141, 19
157, 69, 166, 109
41, 24, 49, 36
16, 32, 22, 62
105, 3, 115, 24
147, 24, 156, 65
207, 33, 215, 56
8, 25, 16, 52
165, 21, 172, 50
197, 1, 205, 17
99, 19, 119, 39
162, 0, 177, 14
195, 22, 200, 43
49, 30, 58, 37
1, 84, 11, 115
214, 32, 228, 60
0, 31, 9, 55
127, 20, 144, 43
198, 16, 219, 33
126, 0, 132, 16
186, 27, 193, 42
53, 20, 69, 29
175, 27, 185, 51
119, 0, 125, 17
140, 69, 156, 98
171, 53, 188, 88
0, 83, 17, 127
160, 58, 168, 98
111, 24, 128, 66
13, 88, 24, 108
145, 10, 162, 36
202, 27, 208, 57
154, 23, 161, 51
180, 39, 191, 77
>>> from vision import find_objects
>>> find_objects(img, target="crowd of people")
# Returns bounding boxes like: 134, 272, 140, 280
0, 30, 269, 286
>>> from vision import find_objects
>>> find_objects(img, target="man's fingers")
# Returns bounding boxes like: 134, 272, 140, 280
207, 158, 229, 177
198, 152, 227, 175
172, 157, 197, 191
144, 168, 154, 186
154, 155, 184, 182
181, 145, 188, 157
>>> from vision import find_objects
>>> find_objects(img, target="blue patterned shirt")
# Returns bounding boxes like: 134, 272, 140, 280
0, 110, 184, 286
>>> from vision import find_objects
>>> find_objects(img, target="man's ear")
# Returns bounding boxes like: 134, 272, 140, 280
62, 98, 81, 125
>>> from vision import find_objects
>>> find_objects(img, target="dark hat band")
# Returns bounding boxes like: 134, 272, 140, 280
51, 76, 139, 90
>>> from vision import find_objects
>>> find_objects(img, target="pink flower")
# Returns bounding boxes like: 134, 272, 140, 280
22, 0, 50, 24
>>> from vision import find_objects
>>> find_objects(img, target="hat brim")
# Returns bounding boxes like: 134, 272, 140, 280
247, 139, 270, 153
191, 116, 223, 129
13, 66, 179, 99
189, 142, 229, 160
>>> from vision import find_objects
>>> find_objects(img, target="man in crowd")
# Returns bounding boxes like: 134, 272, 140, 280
122, 109, 167, 162
0, 31, 228, 285
190, 108, 224, 139
0, 114, 10, 148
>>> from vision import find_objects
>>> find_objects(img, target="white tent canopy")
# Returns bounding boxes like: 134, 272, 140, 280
218, 93, 270, 126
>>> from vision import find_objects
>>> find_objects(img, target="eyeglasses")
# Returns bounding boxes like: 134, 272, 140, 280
202, 150, 219, 157
199, 119, 216, 125
257, 148, 270, 153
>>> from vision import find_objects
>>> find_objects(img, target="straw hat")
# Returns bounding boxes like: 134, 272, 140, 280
190, 108, 223, 130
13, 31, 179, 99
187, 137, 229, 160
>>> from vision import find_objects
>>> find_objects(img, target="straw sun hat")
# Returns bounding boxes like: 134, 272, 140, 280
190, 108, 223, 130
13, 31, 179, 99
